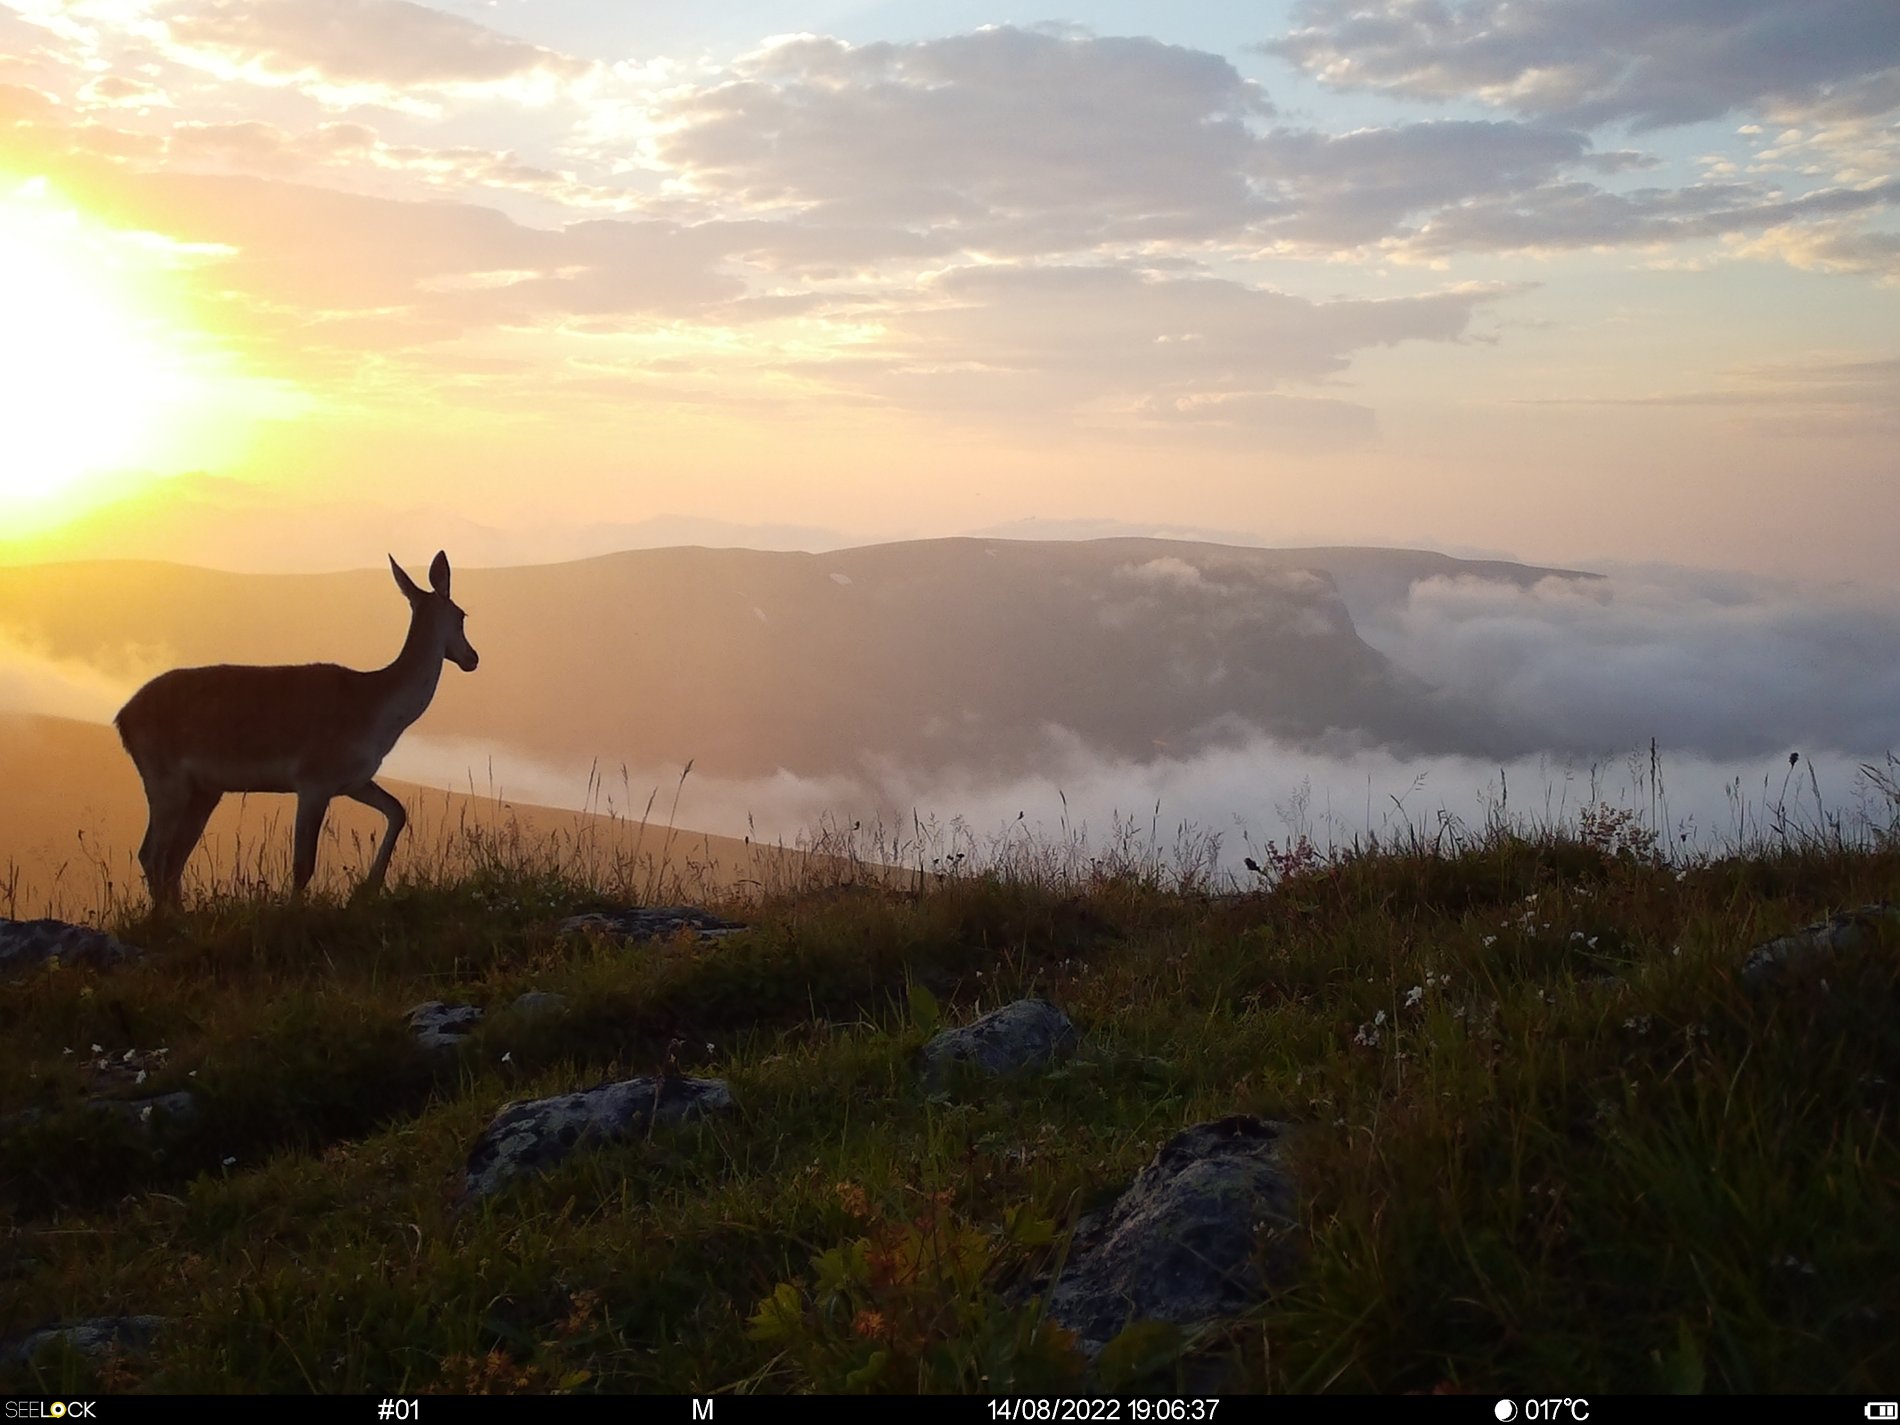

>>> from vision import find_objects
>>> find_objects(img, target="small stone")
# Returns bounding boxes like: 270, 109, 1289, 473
407, 1000, 484, 1050
89, 1091, 199, 1130
509, 991, 569, 1017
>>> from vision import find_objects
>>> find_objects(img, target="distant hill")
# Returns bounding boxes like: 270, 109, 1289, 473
0, 538, 1597, 791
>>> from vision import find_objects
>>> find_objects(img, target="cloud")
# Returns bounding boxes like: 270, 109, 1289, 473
13, 150, 742, 372
396, 723, 1897, 881
158, 0, 590, 100
1357, 566, 1900, 759
1252, 118, 1594, 245
1403, 175, 1900, 257
0, 632, 144, 724
798, 262, 1511, 438
1266, 0, 1900, 131
1510, 347, 1900, 435
1733, 218, 1900, 285
395, 559, 1900, 872
652, 26, 1274, 248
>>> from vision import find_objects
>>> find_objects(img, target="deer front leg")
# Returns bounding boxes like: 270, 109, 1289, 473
347, 782, 408, 892
292, 792, 330, 898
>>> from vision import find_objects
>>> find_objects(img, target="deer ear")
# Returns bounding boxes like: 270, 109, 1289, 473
429, 550, 451, 596
389, 554, 423, 601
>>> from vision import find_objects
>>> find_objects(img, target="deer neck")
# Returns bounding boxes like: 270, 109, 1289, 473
374, 609, 447, 733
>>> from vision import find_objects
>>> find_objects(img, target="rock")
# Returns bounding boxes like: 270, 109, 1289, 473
509, 991, 569, 1017
3, 1092, 199, 1137
1043, 1116, 1298, 1356
0, 1314, 164, 1368
921, 997, 1077, 1084
408, 1000, 484, 1050
557, 907, 745, 944
0, 919, 142, 982
463, 1075, 735, 1198
1741, 903, 1899, 989
89, 1091, 200, 1130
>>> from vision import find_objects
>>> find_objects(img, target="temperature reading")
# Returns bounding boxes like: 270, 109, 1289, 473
1526, 1401, 1589, 1422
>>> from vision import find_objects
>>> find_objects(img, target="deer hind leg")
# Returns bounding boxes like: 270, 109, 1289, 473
156, 784, 222, 905
137, 774, 199, 910
345, 782, 407, 892
292, 792, 331, 898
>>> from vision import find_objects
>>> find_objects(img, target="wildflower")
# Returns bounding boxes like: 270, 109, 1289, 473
1482, 935, 1497, 947
222, 1156, 237, 1167
1405, 985, 1424, 1007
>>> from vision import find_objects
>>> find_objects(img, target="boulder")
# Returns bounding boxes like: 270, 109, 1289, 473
1741, 903, 1899, 989
557, 907, 745, 944
0, 919, 142, 982
464, 1075, 735, 1198
0, 1315, 164, 1368
1043, 1116, 1298, 1355
921, 997, 1077, 1085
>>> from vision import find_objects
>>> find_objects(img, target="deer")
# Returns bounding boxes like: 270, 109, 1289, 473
114, 550, 479, 909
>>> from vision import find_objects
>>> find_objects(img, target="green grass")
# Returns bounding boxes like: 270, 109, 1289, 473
1, 816, 1895, 1394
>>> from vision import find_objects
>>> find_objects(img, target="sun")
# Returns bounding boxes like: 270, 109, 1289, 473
0, 179, 218, 515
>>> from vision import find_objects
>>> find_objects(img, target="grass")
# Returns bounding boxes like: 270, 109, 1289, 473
0, 782, 1896, 1395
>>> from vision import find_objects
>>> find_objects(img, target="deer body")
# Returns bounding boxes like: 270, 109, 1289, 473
115, 551, 478, 908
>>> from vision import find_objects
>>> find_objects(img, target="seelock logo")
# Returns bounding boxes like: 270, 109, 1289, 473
4, 1404, 97, 1418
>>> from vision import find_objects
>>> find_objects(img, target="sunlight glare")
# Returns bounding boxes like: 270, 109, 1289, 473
0, 178, 213, 513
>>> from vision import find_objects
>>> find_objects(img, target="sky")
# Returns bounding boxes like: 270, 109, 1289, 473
0, 1, 1894, 583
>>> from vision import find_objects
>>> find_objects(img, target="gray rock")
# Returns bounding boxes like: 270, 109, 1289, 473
557, 906, 746, 944
1741, 903, 1899, 989
921, 997, 1077, 1084
407, 1000, 484, 1050
1043, 1116, 1298, 1355
0, 919, 142, 982
0, 1314, 164, 1368
509, 991, 569, 1017
464, 1075, 735, 1198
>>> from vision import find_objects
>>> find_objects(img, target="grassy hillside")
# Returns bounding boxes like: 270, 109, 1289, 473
1, 816, 1895, 1394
